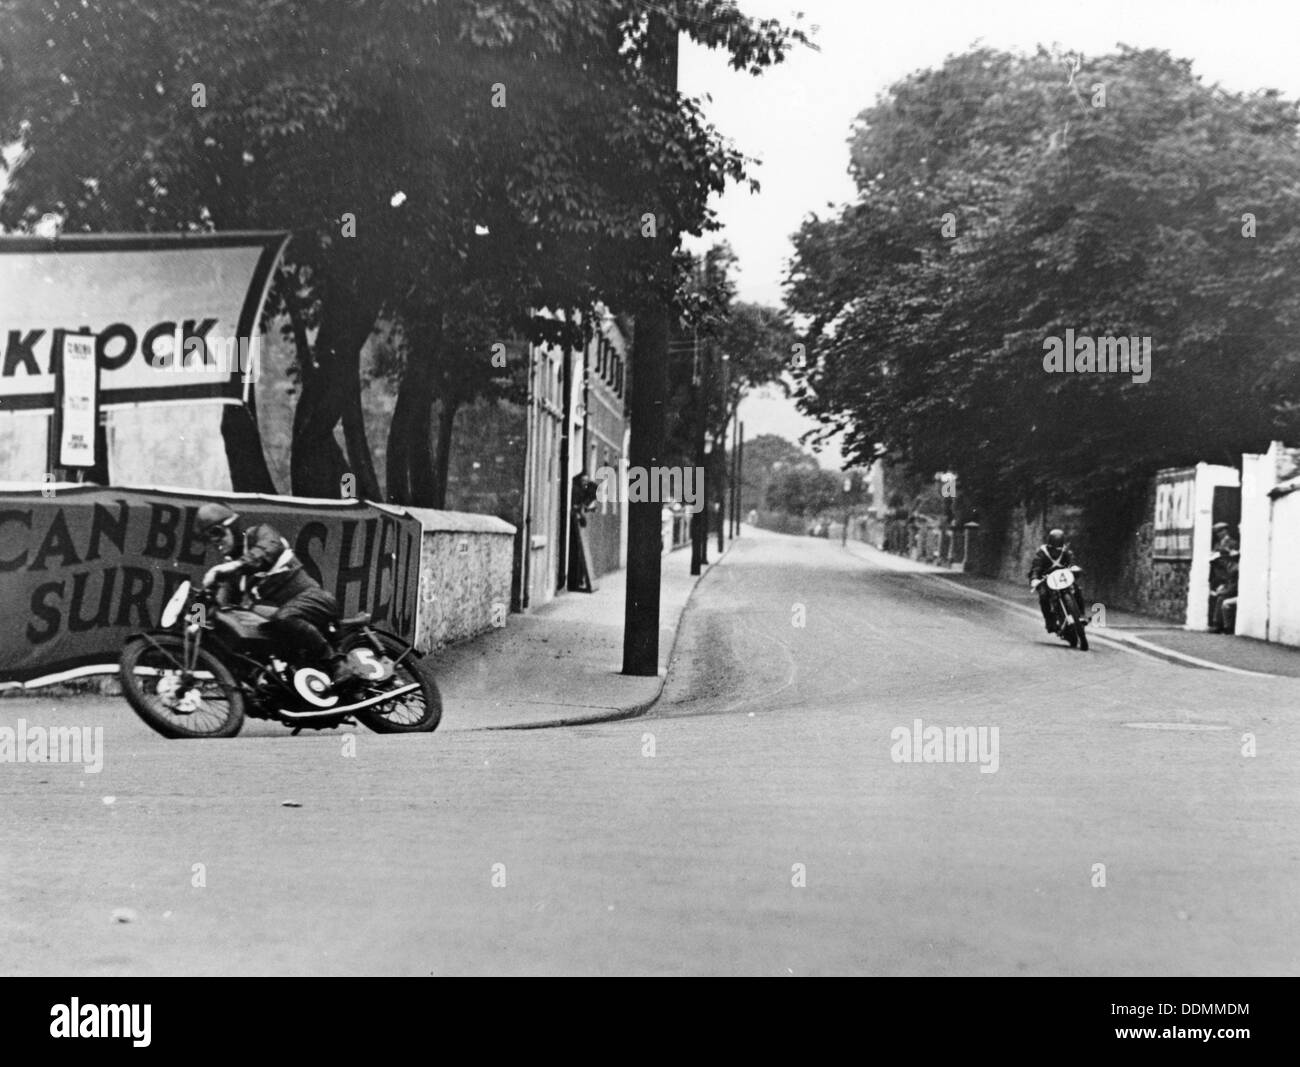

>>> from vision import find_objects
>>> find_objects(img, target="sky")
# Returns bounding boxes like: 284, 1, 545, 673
679, 0, 1300, 466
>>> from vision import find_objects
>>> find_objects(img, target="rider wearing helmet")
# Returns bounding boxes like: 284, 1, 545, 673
196, 502, 357, 693
1029, 528, 1087, 633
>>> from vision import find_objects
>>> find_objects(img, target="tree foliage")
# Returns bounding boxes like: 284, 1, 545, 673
667, 244, 796, 461
765, 462, 841, 518
786, 45, 1300, 515
0, 0, 809, 501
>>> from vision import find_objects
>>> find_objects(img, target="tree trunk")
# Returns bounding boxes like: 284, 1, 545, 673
290, 339, 349, 497
290, 277, 380, 498
341, 360, 382, 501
430, 394, 461, 510
386, 320, 442, 507
280, 270, 316, 390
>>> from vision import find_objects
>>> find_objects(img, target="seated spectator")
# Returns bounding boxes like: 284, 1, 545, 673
1211, 540, 1239, 634
1208, 538, 1231, 626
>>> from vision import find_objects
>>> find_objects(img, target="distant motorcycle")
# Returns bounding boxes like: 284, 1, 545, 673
1033, 566, 1089, 651
118, 581, 441, 738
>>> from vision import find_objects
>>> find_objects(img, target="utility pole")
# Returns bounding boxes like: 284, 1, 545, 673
735, 423, 744, 535
715, 353, 729, 554
842, 474, 852, 546
690, 258, 708, 575
730, 418, 740, 536
622, 10, 677, 677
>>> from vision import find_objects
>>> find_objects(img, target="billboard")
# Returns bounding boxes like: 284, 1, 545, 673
1153, 467, 1196, 560
0, 232, 287, 412
0, 487, 422, 685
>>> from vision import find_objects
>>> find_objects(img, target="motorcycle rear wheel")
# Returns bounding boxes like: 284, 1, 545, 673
119, 635, 246, 738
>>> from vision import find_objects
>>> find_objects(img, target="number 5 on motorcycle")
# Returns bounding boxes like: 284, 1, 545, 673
348, 647, 393, 681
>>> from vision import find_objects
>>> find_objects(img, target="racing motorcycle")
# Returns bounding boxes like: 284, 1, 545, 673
1032, 565, 1089, 651
118, 580, 441, 738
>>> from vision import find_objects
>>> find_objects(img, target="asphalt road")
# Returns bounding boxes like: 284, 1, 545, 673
2, 528, 1297, 975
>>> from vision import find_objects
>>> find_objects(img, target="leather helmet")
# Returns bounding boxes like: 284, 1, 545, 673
196, 502, 239, 536
1046, 528, 1066, 549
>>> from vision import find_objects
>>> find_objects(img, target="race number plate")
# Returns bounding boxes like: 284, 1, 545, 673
347, 648, 394, 682
1045, 569, 1075, 591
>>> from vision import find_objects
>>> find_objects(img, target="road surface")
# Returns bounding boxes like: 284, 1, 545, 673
2, 528, 1296, 975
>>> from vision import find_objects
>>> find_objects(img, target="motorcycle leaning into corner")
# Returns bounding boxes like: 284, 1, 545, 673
118, 580, 441, 738
1032, 566, 1089, 651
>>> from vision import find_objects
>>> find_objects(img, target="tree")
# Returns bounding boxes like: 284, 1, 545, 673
766, 464, 841, 517
667, 245, 797, 533
0, 0, 810, 503
786, 45, 1300, 524
739, 433, 816, 513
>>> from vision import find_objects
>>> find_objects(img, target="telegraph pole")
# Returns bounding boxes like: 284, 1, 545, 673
715, 353, 729, 554
622, 10, 677, 677
842, 474, 852, 546
690, 260, 708, 575
730, 419, 741, 536
734, 422, 745, 535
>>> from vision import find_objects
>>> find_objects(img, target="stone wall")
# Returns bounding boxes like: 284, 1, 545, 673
982, 480, 1187, 623
1101, 480, 1189, 621
407, 507, 517, 650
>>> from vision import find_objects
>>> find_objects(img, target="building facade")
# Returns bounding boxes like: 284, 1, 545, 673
443, 308, 630, 613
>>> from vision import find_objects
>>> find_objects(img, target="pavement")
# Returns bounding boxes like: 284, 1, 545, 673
432, 540, 714, 730
841, 538, 1300, 679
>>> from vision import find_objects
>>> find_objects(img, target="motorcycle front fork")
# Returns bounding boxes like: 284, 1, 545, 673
1057, 591, 1087, 630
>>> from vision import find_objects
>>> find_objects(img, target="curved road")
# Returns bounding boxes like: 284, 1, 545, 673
2, 528, 1296, 975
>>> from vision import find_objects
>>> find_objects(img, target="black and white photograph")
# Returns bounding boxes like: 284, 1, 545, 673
0, 0, 1293, 1028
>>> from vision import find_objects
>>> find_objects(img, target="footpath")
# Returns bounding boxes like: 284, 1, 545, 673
842, 539, 1300, 680
434, 542, 717, 731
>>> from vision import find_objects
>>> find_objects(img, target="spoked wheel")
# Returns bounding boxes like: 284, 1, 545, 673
344, 633, 442, 734
1071, 594, 1090, 651
119, 635, 246, 738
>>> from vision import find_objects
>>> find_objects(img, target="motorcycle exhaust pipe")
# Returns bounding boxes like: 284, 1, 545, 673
276, 682, 421, 719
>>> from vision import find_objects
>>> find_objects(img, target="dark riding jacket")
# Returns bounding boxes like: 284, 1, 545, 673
223, 524, 318, 606
1029, 544, 1076, 583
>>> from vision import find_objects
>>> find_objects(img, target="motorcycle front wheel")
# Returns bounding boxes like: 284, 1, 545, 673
1060, 593, 1088, 651
343, 632, 442, 734
1071, 593, 1090, 651
119, 634, 246, 738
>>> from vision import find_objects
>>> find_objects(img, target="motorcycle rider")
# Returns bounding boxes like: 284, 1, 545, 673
195, 502, 359, 693
1029, 528, 1087, 633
